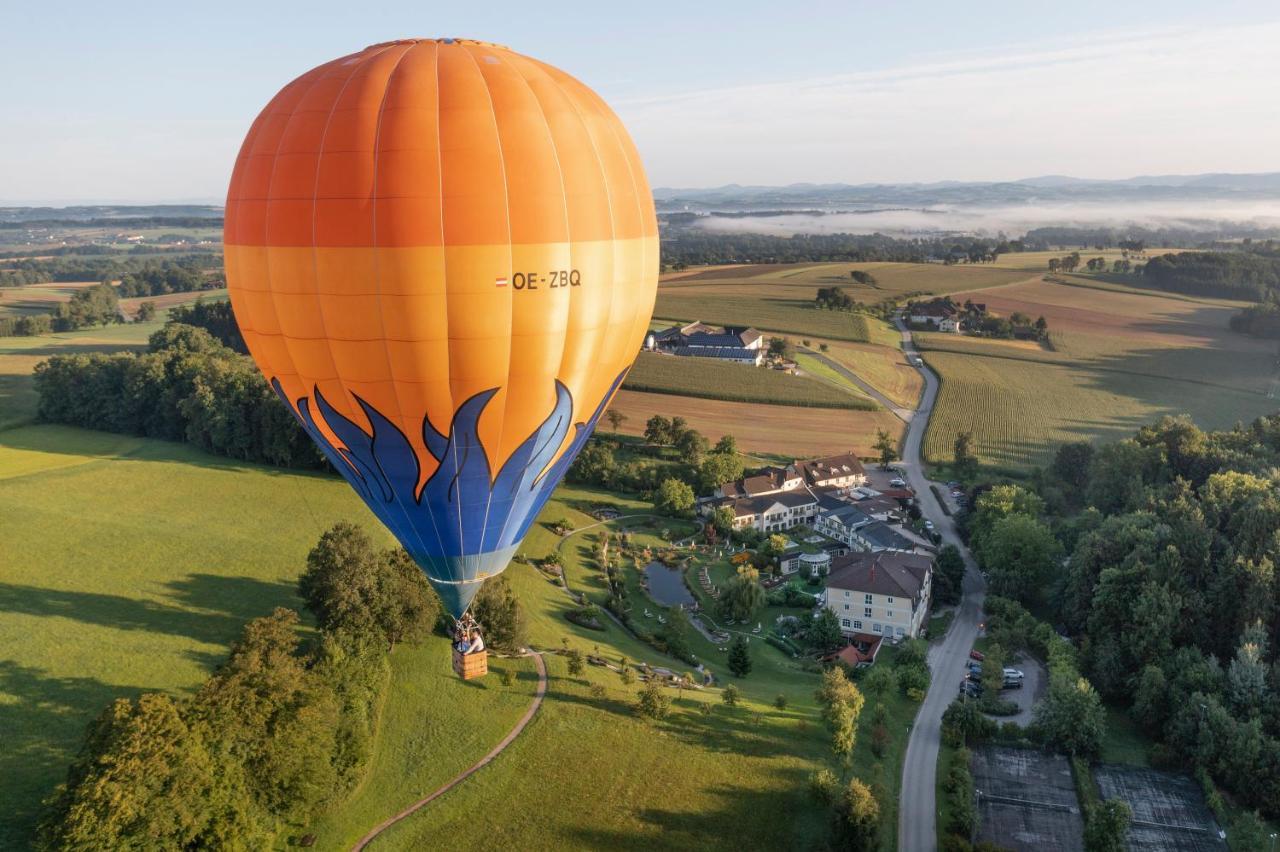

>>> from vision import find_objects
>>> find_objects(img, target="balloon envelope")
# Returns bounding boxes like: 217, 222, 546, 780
224, 39, 658, 616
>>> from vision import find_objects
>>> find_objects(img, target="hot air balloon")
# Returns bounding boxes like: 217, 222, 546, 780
224, 39, 658, 633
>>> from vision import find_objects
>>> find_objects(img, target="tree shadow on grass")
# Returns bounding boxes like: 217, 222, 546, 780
0, 574, 297, 646
0, 659, 148, 849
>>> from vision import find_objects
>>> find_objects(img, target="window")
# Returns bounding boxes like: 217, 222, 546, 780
843, 603, 849, 610
853, 620, 862, 630
841, 618, 851, 628
887, 596, 895, 603
864, 593, 873, 604
843, 590, 850, 597
887, 610, 894, 619
873, 624, 882, 633
864, 607, 872, 618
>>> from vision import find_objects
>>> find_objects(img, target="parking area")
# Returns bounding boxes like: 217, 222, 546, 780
1093, 765, 1227, 851
990, 651, 1046, 727
972, 746, 1084, 852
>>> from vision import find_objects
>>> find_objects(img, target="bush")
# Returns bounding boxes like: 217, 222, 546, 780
810, 768, 841, 805
721, 684, 741, 708
634, 680, 671, 720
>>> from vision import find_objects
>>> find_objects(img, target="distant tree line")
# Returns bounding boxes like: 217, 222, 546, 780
0, 215, 223, 230
657, 229, 1025, 268
37, 520, 525, 848
33, 323, 324, 468
0, 253, 221, 288
1142, 250, 1280, 301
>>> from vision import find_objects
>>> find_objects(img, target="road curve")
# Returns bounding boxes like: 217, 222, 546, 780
351, 652, 549, 851
893, 319, 986, 852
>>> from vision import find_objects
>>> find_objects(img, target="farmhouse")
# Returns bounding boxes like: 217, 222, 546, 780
907, 298, 959, 329
650, 320, 766, 365
824, 550, 933, 639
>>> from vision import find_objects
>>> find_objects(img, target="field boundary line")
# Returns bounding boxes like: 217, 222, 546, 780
350, 652, 548, 851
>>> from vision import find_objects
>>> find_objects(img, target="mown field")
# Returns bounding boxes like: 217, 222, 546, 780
623, 351, 875, 409
916, 276, 1279, 471
0, 282, 225, 321
654, 262, 1032, 342
608, 388, 904, 460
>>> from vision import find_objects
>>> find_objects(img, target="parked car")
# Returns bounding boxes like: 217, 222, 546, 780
890, 477, 906, 487
924, 520, 935, 531
966, 661, 982, 673
947, 481, 961, 489
969, 649, 985, 661
959, 680, 982, 697
1001, 678, 1024, 690
1002, 668, 1024, 680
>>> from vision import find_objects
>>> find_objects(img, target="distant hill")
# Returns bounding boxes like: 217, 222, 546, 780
653, 173, 1280, 210
0, 204, 223, 224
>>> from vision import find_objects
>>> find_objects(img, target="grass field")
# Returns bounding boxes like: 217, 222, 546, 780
609, 388, 904, 459
916, 276, 1279, 471
0, 420, 919, 850
653, 262, 1033, 342
623, 351, 875, 410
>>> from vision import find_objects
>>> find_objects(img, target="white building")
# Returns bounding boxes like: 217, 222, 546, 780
824, 551, 934, 639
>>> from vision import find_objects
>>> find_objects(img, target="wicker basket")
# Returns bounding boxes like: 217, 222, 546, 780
453, 647, 488, 680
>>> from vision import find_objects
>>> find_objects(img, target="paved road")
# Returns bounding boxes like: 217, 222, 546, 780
892, 318, 987, 852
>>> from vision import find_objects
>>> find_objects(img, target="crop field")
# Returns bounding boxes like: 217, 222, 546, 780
0, 282, 99, 318
623, 351, 874, 409
609, 388, 904, 460
654, 262, 1033, 342
814, 339, 923, 409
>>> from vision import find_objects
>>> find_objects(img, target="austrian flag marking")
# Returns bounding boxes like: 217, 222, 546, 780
495, 276, 509, 287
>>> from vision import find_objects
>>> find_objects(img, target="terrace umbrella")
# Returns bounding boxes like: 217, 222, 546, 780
224, 38, 658, 620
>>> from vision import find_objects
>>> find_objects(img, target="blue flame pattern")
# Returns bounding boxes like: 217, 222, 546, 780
272, 370, 626, 615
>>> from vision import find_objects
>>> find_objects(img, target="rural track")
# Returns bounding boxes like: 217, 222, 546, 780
892, 317, 987, 852
798, 346, 916, 422
350, 652, 548, 851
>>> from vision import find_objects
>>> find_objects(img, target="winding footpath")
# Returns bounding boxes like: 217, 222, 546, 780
892, 319, 987, 852
351, 652, 548, 851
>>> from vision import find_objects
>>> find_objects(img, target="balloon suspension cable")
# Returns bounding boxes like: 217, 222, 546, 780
453, 611, 481, 643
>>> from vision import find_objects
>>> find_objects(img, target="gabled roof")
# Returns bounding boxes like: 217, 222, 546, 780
858, 521, 913, 551
820, 503, 875, 528
796, 453, 866, 484
827, 551, 933, 599
729, 490, 818, 518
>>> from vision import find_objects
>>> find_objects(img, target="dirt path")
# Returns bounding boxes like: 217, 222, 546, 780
800, 345, 916, 422
350, 652, 549, 851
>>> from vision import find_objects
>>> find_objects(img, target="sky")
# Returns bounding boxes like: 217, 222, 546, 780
3, 0, 1279, 203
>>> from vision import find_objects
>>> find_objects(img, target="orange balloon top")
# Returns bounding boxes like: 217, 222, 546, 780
225, 38, 656, 249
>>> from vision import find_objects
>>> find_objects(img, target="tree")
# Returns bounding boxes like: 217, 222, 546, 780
472, 575, 526, 653
934, 544, 966, 605
862, 665, 897, 698
1051, 441, 1094, 491
661, 607, 693, 661
654, 477, 695, 516
833, 777, 880, 851
698, 450, 744, 492
676, 428, 711, 466
816, 667, 865, 756
711, 505, 737, 536
300, 523, 438, 647
1084, 799, 1131, 852
1033, 674, 1104, 757
874, 428, 898, 469
714, 434, 737, 455
721, 683, 741, 708
728, 634, 753, 677
774, 694, 789, 710
644, 414, 672, 445
806, 607, 844, 653
634, 680, 671, 720
767, 337, 792, 359
953, 431, 978, 479
136, 301, 157, 322
719, 565, 766, 621
566, 648, 585, 678
980, 515, 1061, 605
604, 409, 626, 432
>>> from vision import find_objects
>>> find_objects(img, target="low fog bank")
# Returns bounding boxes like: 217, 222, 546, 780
689, 199, 1280, 237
